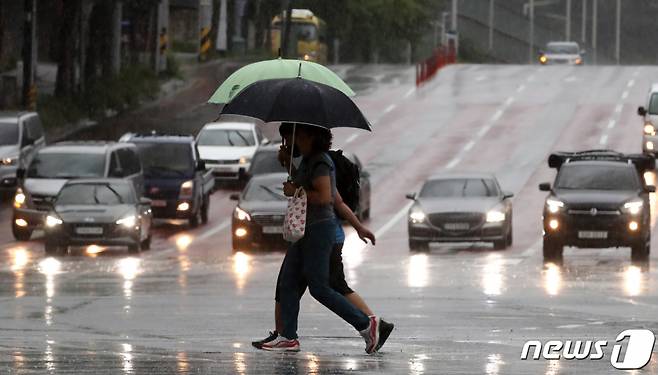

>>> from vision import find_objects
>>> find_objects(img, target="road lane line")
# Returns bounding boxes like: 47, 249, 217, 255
621, 91, 629, 100
607, 119, 616, 129
374, 201, 414, 238
491, 109, 504, 122
477, 125, 491, 137
627, 79, 635, 88
404, 88, 415, 98
516, 84, 526, 93
383, 104, 396, 114
521, 238, 541, 257
614, 104, 623, 114
197, 218, 231, 241
504, 97, 515, 107
463, 141, 475, 151
599, 135, 608, 145
345, 133, 360, 144
445, 157, 461, 170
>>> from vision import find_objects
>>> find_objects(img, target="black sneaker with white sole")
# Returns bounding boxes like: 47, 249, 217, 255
251, 330, 278, 349
375, 319, 394, 351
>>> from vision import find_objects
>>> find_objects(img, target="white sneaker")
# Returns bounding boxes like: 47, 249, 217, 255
260, 335, 300, 352
359, 316, 380, 354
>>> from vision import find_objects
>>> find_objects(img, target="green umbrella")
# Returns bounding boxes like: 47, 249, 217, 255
207, 58, 355, 104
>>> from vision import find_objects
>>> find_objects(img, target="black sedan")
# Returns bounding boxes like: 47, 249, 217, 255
244, 145, 371, 220
406, 173, 513, 251
44, 179, 153, 255
230, 173, 289, 251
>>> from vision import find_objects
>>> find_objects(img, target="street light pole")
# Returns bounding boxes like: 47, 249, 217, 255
615, 0, 621, 64
488, 0, 494, 51
529, 0, 534, 64
592, 0, 597, 64
451, 0, 458, 32
565, 0, 571, 41
581, 0, 586, 43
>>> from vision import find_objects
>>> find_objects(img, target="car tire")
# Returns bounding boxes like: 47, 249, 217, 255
201, 195, 210, 224
493, 239, 507, 250
506, 226, 513, 247
189, 211, 200, 228
542, 237, 563, 261
409, 239, 429, 252
631, 233, 650, 262
141, 234, 152, 250
12, 223, 33, 241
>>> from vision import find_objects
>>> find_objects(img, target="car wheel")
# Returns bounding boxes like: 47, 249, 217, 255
506, 226, 513, 246
493, 239, 507, 250
141, 234, 152, 250
409, 239, 429, 252
631, 233, 650, 262
12, 223, 33, 241
189, 211, 200, 228
201, 195, 210, 224
542, 237, 563, 261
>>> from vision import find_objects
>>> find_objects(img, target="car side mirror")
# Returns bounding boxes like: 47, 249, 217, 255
197, 160, 206, 171
16, 168, 26, 179
139, 197, 152, 206
638, 106, 647, 116
405, 192, 416, 200
646, 185, 656, 193
261, 138, 270, 145
229, 193, 240, 201
503, 191, 514, 199
539, 183, 551, 191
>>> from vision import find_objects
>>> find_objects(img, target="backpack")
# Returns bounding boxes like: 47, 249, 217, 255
327, 150, 361, 212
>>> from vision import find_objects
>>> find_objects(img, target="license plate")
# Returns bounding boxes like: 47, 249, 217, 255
76, 226, 103, 235
263, 226, 283, 234
444, 223, 470, 230
151, 200, 167, 207
578, 231, 608, 239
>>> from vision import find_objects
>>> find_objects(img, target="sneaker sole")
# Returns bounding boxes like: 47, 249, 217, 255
375, 322, 394, 351
260, 344, 300, 352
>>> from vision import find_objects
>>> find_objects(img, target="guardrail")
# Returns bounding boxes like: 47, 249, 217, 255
415, 45, 456, 86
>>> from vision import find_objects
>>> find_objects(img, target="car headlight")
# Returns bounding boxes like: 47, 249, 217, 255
180, 180, 194, 197
409, 209, 426, 224
239, 156, 251, 165
539, 55, 548, 64
644, 123, 656, 136
234, 206, 251, 221
14, 188, 26, 208
46, 215, 63, 227
486, 210, 506, 223
116, 215, 137, 228
623, 200, 643, 215
546, 198, 565, 213
0, 156, 17, 166
575, 57, 582, 65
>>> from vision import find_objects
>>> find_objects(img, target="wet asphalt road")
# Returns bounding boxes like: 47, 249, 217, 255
2, 64, 658, 374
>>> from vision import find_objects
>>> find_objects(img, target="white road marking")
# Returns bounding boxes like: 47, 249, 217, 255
599, 134, 608, 145
491, 109, 504, 122
621, 91, 629, 100
463, 140, 476, 151
197, 218, 231, 241
627, 79, 635, 88
384, 104, 396, 114
521, 238, 542, 257
614, 104, 623, 114
557, 324, 584, 329
445, 157, 461, 170
477, 125, 491, 137
345, 133, 360, 144
374, 201, 414, 238
404, 88, 415, 98
516, 84, 526, 93
607, 119, 616, 129
504, 97, 515, 107
475, 75, 487, 82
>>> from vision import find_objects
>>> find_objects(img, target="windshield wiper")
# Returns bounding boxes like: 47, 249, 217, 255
260, 185, 285, 200
104, 185, 124, 204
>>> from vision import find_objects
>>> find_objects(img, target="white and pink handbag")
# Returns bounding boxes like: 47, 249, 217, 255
283, 186, 307, 243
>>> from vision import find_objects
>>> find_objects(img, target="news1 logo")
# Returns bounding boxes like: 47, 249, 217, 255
521, 329, 656, 370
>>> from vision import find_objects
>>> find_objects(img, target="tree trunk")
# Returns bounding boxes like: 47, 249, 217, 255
55, 0, 81, 97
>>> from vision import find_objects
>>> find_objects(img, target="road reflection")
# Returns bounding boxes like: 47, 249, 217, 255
117, 258, 141, 313
623, 265, 644, 297
482, 254, 504, 296
39, 257, 62, 327
176, 352, 189, 373
121, 343, 133, 374
485, 353, 503, 375
10, 247, 29, 298
233, 251, 251, 292
306, 353, 320, 373
409, 353, 428, 374
407, 253, 429, 288
176, 234, 193, 250
44, 340, 56, 374
542, 262, 562, 296
233, 352, 247, 375
342, 231, 366, 286
545, 359, 560, 375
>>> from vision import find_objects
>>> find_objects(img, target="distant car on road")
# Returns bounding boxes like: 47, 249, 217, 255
539, 150, 655, 261
196, 121, 269, 186
406, 173, 513, 251
244, 145, 372, 220
0, 111, 45, 195
121, 133, 214, 228
230, 172, 289, 251
44, 179, 153, 255
637, 84, 658, 156
539, 41, 584, 65
13, 142, 143, 241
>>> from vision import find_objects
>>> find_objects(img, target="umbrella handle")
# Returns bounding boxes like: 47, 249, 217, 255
288, 123, 296, 180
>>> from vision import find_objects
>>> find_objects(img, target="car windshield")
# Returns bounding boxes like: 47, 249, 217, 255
556, 165, 639, 190
546, 43, 579, 54
136, 142, 193, 178
197, 128, 255, 146
250, 151, 286, 175
244, 180, 287, 201
649, 93, 658, 115
57, 183, 135, 205
420, 178, 499, 198
27, 152, 105, 178
273, 21, 318, 42
0, 121, 19, 146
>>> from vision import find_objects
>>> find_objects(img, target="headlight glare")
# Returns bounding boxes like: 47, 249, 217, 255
234, 207, 251, 221
409, 210, 426, 223
546, 198, 564, 213
180, 180, 194, 197
116, 215, 136, 227
14, 188, 26, 207
1, 156, 17, 166
46, 215, 63, 227
486, 210, 506, 223
239, 156, 251, 165
623, 200, 643, 215
644, 123, 656, 136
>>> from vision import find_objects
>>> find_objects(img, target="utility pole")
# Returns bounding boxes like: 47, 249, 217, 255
215, 0, 227, 53
281, 1, 293, 58
451, 0, 458, 31
615, 0, 621, 64
22, 0, 37, 110
592, 0, 597, 64
488, 0, 494, 51
199, 0, 213, 61
529, 0, 534, 64
565, 0, 571, 41
581, 0, 586, 43
110, 1, 123, 75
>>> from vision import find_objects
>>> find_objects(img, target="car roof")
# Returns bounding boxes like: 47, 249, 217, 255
0, 111, 35, 122
427, 172, 497, 181
124, 133, 195, 143
254, 145, 281, 153
248, 172, 289, 184
563, 160, 634, 168
64, 178, 132, 186
202, 122, 256, 131
547, 41, 579, 47
649, 83, 658, 94
39, 142, 120, 154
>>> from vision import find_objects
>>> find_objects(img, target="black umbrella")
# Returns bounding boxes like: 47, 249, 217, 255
219, 78, 372, 131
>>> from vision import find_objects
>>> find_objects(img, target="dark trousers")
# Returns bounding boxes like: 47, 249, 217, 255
278, 219, 370, 340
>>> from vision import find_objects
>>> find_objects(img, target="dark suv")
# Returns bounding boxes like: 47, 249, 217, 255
539, 150, 655, 261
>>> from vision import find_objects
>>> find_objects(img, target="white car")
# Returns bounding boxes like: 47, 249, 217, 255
196, 122, 269, 185
539, 41, 584, 65
637, 83, 658, 156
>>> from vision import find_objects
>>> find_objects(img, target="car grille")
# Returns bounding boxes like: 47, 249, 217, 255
204, 159, 240, 165
252, 214, 285, 227
428, 212, 485, 230
568, 209, 620, 216
31, 194, 55, 211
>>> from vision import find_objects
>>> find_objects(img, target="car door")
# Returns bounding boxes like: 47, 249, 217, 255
19, 115, 45, 169
117, 148, 144, 196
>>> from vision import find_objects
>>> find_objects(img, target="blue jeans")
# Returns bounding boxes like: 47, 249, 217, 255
279, 219, 370, 340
